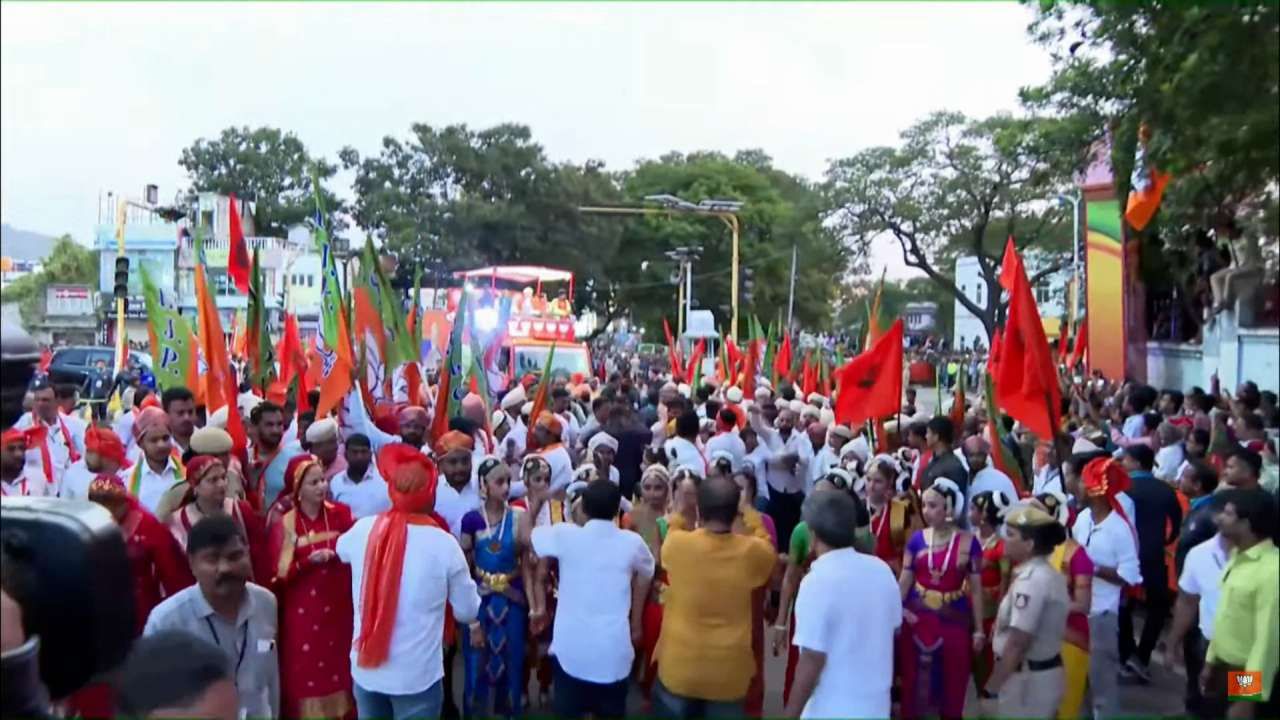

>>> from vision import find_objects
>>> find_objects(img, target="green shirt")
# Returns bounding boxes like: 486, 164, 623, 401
1207, 539, 1279, 701
789, 520, 874, 565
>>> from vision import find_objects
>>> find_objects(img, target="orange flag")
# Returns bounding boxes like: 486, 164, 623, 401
995, 238, 1062, 441
227, 194, 252, 295
1069, 318, 1089, 371
834, 319, 904, 428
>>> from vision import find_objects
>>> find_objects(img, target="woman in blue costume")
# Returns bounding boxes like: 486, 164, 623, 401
459, 456, 539, 717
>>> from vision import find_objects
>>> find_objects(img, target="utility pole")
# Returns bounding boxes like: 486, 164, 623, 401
786, 243, 797, 330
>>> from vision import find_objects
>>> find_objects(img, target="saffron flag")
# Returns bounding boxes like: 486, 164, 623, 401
354, 241, 391, 397
866, 268, 887, 347
526, 341, 558, 448
194, 234, 249, 458
313, 183, 353, 419
685, 339, 706, 390
227, 193, 251, 295
995, 238, 1062, 442
139, 263, 195, 393
276, 312, 310, 414
246, 247, 275, 393
662, 317, 683, 382
983, 371, 1027, 497
1069, 318, 1089, 371
429, 293, 469, 445
774, 332, 793, 383
1124, 123, 1171, 232
833, 319, 903, 428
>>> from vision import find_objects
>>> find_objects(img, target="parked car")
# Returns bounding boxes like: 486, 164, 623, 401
47, 346, 153, 389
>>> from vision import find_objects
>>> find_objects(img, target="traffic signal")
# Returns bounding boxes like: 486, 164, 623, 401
741, 266, 755, 305
113, 256, 130, 300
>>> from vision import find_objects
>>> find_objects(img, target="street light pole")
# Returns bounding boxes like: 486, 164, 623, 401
1054, 192, 1083, 332
579, 197, 743, 337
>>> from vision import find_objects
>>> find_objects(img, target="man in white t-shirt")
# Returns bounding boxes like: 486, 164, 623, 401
327, 434, 391, 519
530, 480, 654, 717
336, 445, 480, 720
704, 408, 747, 474
1071, 458, 1142, 720
1168, 531, 1231, 718
785, 490, 901, 719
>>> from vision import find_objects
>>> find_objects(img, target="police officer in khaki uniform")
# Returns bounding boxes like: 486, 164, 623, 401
981, 504, 1070, 719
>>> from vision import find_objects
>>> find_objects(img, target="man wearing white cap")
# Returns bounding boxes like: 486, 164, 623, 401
810, 425, 853, 493
588, 431, 621, 485
305, 417, 346, 481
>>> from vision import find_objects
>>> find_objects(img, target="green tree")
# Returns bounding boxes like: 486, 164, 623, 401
4, 236, 98, 325
616, 149, 847, 338
341, 123, 627, 330
1022, 1, 1280, 242
824, 111, 1073, 341
342, 127, 846, 339
178, 126, 343, 235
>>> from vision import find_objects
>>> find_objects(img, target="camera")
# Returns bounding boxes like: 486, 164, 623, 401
2, 498, 136, 699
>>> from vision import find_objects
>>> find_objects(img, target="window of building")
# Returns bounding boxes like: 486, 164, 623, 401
307, 275, 314, 288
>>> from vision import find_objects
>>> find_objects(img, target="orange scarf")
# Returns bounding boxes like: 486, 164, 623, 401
356, 445, 448, 669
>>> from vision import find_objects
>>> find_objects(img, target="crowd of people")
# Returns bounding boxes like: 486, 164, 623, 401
2, 354, 1278, 720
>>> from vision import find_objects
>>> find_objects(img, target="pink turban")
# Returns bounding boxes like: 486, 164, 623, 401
397, 405, 429, 426
132, 407, 169, 443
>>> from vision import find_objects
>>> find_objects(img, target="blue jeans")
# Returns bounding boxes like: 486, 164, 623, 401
354, 679, 443, 720
653, 680, 743, 719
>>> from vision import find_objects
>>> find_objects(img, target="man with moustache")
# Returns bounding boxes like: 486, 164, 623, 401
144, 514, 280, 720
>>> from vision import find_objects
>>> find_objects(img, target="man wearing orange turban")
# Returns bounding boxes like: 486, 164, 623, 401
435, 431, 478, 536
335, 444, 481, 720
1070, 456, 1142, 719
1, 428, 51, 497
534, 412, 574, 493
62, 426, 132, 501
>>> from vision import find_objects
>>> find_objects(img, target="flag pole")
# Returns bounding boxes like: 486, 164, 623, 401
786, 243, 797, 330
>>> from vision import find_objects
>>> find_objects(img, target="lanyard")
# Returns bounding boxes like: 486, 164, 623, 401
205, 616, 249, 688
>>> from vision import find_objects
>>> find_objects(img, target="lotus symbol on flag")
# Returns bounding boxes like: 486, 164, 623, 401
1239, 675, 1254, 690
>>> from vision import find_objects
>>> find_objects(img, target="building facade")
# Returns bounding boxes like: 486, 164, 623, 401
952, 254, 1071, 352
96, 191, 325, 347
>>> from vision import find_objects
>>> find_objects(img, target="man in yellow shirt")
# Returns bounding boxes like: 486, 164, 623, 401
655, 474, 776, 717
1203, 488, 1279, 718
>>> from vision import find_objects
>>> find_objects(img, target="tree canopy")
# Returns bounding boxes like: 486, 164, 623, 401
823, 111, 1073, 340
1022, 1, 1280, 242
341, 126, 845, 339
4, 236, 98, 325
178, 126, 343, 236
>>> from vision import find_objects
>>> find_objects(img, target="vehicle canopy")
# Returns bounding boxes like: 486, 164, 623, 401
448, 265, 591, 387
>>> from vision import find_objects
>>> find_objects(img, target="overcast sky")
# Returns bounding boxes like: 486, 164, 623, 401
2, 1, 1051, 259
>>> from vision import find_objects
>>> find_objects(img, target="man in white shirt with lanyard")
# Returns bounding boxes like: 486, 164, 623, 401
1071, 457, 1142, 720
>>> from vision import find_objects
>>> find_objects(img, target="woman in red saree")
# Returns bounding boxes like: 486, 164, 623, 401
968, 490, 1012, 696
71, 474, 193, 718
267, 454, 356, 720
169, 455, 272, 586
